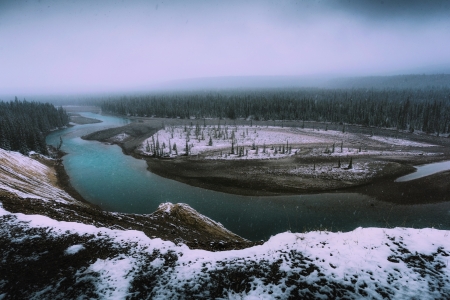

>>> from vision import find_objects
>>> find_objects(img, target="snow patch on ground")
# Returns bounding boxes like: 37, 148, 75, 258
139, 126, 435, 161
65, 244, 85, 255
108, 133, 130, 143
1, 202, 449, 299
370, 136, 436, 147
139, 125, 330, 159
85, 255, 137, 299
139, 125, 349, 159
287, 161, 385, 180
0, 149, 77, 204
159, 202, 174, 214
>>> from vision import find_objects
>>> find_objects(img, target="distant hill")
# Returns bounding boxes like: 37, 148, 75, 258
155, 74, 450, 91
155, 75, 330, 91
325, 74, 450, 90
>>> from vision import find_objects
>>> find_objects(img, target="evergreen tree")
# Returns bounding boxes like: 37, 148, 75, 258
0, 99, 69, 154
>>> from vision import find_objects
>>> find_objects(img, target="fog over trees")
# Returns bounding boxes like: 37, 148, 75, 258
99, 87, 450, 136
0, 99, 69, 154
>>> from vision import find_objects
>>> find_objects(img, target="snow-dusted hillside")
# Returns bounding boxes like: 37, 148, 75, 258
1, 203, 449, 299
0, 148, 82, 205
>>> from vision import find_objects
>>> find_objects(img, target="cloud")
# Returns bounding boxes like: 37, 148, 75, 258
0, 0, 449, 95
327, 0, 450, 20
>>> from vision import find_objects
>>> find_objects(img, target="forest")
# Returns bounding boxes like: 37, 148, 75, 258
0, 98, 69, 154
99, 87, 450, 135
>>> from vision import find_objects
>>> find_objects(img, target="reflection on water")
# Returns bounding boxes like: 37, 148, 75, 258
395, 160, 450, 182
47, 113, 450, 240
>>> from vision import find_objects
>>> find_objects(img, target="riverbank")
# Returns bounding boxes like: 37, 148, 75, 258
82, 122, 161, 154
84, 116, 450, 204
69, 113, 103, 125
0, 147, 257, 251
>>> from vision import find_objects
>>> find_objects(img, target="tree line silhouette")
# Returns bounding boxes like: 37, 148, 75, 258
99, 88, 450, 135
0, 98, 69, 154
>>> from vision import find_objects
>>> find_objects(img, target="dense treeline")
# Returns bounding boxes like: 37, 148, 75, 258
0, 98, 69, 154
100, 88, 450, 135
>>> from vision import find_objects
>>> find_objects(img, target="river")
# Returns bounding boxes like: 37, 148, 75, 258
395, 160, 450, 182
47, 112, 450, 240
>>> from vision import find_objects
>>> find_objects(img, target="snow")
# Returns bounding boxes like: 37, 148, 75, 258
0, 148, 80, 204
369, 136, 436, 147
159, 202, 174, 214
85, 255, 137, 299
139, 126, 436, 160
109, 133, 130, 143
65, 244, 85, 255
1, 201, 449, 298
139, 125, 327, 159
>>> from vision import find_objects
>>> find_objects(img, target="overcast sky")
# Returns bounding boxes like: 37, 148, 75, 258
0, 0, 449, 96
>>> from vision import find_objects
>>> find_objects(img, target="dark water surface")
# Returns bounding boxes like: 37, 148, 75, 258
47, 113, 450, 240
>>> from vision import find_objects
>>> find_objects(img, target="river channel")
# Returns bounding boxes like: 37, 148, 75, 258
47, 112, 450, 240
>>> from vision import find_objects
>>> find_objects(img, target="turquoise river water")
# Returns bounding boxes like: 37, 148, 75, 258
47, 112, 450, 240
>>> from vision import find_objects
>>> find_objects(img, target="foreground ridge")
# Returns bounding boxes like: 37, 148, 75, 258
1, 205, 450, 299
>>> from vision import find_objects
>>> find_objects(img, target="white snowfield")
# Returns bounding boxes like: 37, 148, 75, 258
139, 125, 436, 160
369, 136, 437, 147
1, 202, 449, 299
138, 125, 328, 159
0, 148, 79, 204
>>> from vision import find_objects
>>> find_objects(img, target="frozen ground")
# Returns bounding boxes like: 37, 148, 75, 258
139, 125, 437, 161
1, 202, 449, 299
369, 136, 437, 147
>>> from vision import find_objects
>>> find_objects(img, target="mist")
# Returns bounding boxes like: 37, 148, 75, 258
1, 0, 449, 97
